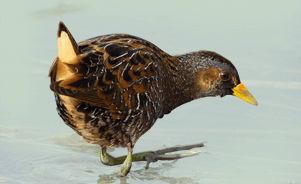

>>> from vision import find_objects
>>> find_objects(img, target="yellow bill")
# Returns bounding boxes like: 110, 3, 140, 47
232, 83, 258, 105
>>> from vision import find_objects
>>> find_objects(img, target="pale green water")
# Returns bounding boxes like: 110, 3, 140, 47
0, 0, 300, 183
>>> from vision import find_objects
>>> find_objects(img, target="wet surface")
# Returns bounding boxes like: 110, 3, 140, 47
0, 0, 301, 183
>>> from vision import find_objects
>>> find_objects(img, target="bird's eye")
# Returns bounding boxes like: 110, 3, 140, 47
220, 72, 230, 81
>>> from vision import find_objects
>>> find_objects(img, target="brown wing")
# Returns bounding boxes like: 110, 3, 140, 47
50, 34, 164, 121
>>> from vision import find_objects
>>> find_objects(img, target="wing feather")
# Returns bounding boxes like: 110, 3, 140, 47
50, 34, 163, 120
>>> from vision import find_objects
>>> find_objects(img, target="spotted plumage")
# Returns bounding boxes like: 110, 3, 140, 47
49, 22, 257, 175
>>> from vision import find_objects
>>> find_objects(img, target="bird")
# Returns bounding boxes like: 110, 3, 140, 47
49, 21, 257, 176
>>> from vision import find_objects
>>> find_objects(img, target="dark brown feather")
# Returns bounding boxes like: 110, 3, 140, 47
50, 33, 171, 147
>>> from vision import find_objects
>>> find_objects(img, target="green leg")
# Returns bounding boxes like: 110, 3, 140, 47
120, 151, 132, 176
100, 143, 205, 176
100, 147, 134, 176
100, 147, 127, 166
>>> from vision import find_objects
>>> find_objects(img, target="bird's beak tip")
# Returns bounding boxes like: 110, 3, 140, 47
232, 83, 258, 106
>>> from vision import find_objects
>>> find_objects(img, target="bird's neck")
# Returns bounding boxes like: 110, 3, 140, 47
161, 53, 204, 115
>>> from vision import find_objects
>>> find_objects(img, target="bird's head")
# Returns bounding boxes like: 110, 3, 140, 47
186, 51, 258, 105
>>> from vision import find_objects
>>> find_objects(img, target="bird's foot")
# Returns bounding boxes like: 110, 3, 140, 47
100, 142, 205, 176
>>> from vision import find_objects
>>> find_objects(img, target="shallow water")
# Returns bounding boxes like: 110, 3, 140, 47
0, 0, 300, 183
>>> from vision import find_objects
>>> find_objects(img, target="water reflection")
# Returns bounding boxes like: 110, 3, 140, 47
97, 162, 198, 184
